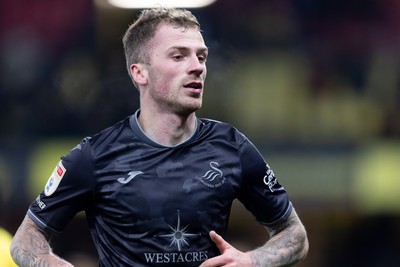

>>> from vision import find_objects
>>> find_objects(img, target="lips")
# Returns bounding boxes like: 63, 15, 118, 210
184, 81, 202, 90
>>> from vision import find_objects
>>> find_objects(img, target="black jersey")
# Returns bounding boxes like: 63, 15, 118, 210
28, 110, 292, 267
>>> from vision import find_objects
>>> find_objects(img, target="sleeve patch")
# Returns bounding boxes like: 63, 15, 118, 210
44, 160, 66, 196
263, 164, 279, 192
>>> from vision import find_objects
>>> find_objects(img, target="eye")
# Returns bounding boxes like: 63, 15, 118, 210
172, 54, 184, 60
198, 52, 208, 63
198, 55, 207, 63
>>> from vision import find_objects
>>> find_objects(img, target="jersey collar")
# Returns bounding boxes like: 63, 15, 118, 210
129, 110, 200, 148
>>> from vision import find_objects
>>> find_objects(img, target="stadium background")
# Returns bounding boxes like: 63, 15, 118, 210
1, 0, 400, 266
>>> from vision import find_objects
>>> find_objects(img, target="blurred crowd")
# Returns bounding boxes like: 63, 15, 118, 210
0, 0, 399, 141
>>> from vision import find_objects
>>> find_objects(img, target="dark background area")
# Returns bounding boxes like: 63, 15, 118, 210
1, 0, 400, 266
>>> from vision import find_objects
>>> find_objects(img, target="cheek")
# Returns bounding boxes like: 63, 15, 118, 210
159, 70, 181, 89
148, 72, 174, 96
152, 65, 177, 81
148, 64, 182, 93
148, 68, 166, 86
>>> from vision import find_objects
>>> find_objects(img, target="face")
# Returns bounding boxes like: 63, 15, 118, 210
138, 23, 208, 116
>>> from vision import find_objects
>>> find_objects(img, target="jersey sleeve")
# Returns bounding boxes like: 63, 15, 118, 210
28, 137, 94, 234
237, 138, 292, 228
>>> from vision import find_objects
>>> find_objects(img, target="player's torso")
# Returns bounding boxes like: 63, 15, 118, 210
88, 121, 243, 266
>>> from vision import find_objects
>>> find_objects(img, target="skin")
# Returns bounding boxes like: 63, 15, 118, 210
200, 209, 309, 267
10, 215, 73, 267
10, 23, 308, 266
131, 23, 208, 146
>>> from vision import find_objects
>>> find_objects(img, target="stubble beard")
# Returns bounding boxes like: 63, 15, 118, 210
147, 80, 203, 116
170, 98, 202, 117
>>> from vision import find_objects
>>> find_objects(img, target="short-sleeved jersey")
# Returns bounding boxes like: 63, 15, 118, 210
29, 110, 292, 267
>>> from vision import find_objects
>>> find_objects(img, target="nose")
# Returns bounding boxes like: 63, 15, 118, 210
188, 56, 205, 76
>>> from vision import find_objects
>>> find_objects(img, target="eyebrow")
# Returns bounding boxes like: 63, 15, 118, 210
168, 46, 208, 54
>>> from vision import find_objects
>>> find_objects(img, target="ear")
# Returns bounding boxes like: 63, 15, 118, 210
130, 63, 148, 86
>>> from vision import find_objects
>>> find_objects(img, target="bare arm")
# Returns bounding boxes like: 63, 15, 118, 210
248, 208, 309, 266
10, 214, 74, 267
200, 209, 308, 267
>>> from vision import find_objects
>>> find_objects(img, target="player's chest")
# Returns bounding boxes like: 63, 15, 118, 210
94, 144, 242, 206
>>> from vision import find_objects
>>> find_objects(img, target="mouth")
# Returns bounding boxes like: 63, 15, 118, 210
184, 82, 202, 89
183, 82, 203, 93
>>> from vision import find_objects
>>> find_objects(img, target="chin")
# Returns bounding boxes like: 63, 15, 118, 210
176, 103, 202, 116
190, 102, 202, 113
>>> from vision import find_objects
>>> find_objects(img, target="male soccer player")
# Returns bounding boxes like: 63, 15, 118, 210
11, 7, 308, 267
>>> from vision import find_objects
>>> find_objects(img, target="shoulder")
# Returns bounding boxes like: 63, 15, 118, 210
62, 116, 134, 161
198, 119, 266, 165
86, 116, 132, 149
198, 118, 248, 145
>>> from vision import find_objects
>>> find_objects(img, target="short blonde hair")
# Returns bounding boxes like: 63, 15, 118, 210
122, 7, 201, 82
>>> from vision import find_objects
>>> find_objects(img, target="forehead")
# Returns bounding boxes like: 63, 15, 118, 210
150, 23, 207, 51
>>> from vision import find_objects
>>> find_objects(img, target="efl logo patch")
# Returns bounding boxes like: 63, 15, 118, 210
44, 161, 66, 196
56, 164, 64, 176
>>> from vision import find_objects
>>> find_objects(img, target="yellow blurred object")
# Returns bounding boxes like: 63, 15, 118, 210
352, 141, 400, 214
0, 227, 17, 267
27, 139, 79, 199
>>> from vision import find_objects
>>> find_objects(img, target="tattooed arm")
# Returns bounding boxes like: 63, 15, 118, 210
248, 209, 309, 266
10, 214, 74, 267
199, 209, 308, 267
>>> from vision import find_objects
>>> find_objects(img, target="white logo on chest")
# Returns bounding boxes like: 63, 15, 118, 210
198, 162, 226, 188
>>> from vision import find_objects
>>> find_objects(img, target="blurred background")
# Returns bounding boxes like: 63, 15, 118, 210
1, 0, 400, 266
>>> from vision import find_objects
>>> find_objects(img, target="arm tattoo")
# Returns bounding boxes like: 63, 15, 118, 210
248, 209, 309, 266
10, 215, 72, 267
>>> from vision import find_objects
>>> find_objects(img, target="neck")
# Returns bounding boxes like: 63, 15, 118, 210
137, 107, 197, 147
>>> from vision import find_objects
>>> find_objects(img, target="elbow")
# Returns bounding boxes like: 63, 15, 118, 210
298, 226, 309, 262
301, 235, 309, 261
